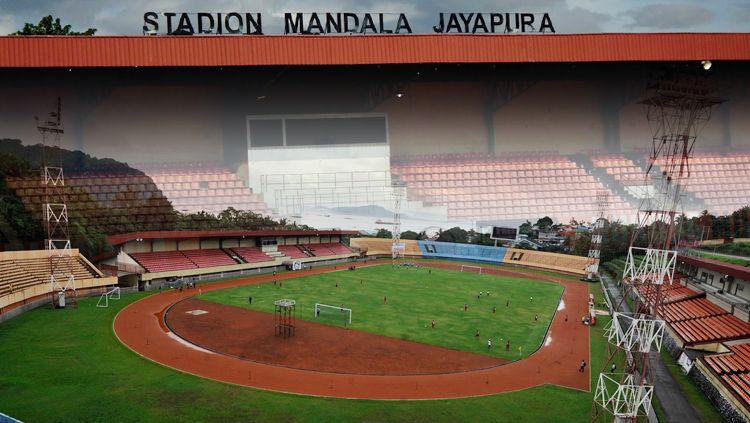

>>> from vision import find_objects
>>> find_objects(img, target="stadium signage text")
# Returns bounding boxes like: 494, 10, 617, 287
143, 12, 556, 35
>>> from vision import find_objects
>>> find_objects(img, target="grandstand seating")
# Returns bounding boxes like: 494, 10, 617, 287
305, 243, 354, 257
278, 245, 310, 259
181, 249, 237, 268
137, 162, 275, 216
590, 153, 647, 186
350, 238, 590, 275
703, 344, 750, 407
654, 150, 750, 215
1, 250, 112, 311
503, 248, 591, 275
129, 251, 197, 273
349, 238, 422, 256
231, 247, 274, 263
391, 152, 634, 222
5, 170, 175, 234
418, 241, 506, 263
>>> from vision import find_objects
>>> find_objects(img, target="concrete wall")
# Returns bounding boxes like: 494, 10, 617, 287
691, 361, 750, 423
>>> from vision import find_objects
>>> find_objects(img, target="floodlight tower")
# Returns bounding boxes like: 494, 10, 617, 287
587, 190, 610, 280
37, 97, 76, 309
592, 70, 722, 422
391, 183, 406, 262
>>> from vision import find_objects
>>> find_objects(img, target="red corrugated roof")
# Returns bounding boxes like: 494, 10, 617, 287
0, 33, 748, 68
107, 229, 359, 246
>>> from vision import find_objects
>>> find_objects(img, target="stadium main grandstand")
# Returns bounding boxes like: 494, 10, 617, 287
1, 34, 749, 231
1, 29, 750, 423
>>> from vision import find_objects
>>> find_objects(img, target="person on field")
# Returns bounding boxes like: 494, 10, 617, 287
493, 306, 496, 314
579, 360, 587, 372
506, 339, 510, 351
487, 338, 492, 350
475, 328, 480, 338
431, 319, 436, 329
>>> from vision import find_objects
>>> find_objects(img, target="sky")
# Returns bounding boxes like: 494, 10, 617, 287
0, 0, 748, 35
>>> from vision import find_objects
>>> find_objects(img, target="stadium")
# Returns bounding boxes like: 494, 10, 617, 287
0, 28, 750, 423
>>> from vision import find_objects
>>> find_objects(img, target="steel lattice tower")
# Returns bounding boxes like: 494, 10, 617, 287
37, 97, 76, 309
587, 190, 610, 280
391, 183, 405, 262
592, 70, 723, 422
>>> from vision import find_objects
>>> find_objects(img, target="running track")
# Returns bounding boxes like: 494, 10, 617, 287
113, 261, 590, 399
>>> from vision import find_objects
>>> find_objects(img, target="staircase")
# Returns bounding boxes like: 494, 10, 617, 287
623, 152, 707, 210
569, 154, 641, 208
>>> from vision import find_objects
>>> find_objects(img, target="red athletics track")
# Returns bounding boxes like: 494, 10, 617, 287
113, 260, 590, 400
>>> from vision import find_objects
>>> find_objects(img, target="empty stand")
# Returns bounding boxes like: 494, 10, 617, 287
419, 241, 505, 263
137, 162, 275, 216
391, 152, 634, 223
590, 153, 647, 186
306, 243, 353, 257
503, 247, 591, 275
278, 245, 310, 259
654, 150, 750, 215
349, 238, 422, 256
5, 169, 175, 234
129, 251, 197, 273
1, 250, 112, 311
181, 249, 237, 268
231, 247, 274, 263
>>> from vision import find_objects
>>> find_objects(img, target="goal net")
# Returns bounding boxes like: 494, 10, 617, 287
460, 265, 483, 274
96, 286, 121, 308
314, 303, 352, 327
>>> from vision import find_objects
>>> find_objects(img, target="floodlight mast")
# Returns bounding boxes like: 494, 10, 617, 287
37, 97, 76, 309
591, 68, 723, 422
391, 183, 405, 263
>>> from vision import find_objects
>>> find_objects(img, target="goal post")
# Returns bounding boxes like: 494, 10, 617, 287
96, 286, 121, 308
460, 265, 483, 274
314, 303, 352, 326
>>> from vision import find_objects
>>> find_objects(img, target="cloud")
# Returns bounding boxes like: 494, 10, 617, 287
625, 3, 714, 30
0, 0, 732, 35
730, 2, 750, 22
0, 15, 16, 35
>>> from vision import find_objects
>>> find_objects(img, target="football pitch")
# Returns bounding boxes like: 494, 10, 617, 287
199, 264, 564, 360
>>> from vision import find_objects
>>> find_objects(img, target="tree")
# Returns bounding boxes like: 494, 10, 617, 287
535, 216, 554, 230
13, 15, 97, 36
436, 227, 468, 244
400, 230, 420, 240
375, 228, 392, 238
519, 220, 533, 235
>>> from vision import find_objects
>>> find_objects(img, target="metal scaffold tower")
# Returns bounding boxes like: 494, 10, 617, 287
37, 97, 76, 309
391, 183, 405, 263
592, 70, 723, 422
587, 190, 610, 280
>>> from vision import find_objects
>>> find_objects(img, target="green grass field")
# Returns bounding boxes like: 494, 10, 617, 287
0, 277, 603, 423
199, 265, 564, 360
